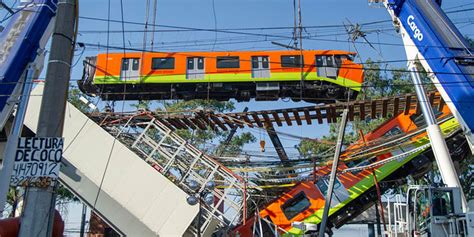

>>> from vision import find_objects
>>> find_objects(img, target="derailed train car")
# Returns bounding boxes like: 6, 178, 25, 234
78, 50, 364, 102
233, 105, 469, 236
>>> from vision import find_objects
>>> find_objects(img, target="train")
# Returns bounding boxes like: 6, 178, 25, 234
232, 105, 469, 236
78, 50, 364, 102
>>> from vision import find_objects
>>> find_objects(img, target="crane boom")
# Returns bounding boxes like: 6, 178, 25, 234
382, 0, 474, 152
0, 0, 58, 130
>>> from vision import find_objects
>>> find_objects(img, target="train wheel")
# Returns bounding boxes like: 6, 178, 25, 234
240, 91, 251, 102
325, 86, 340, 100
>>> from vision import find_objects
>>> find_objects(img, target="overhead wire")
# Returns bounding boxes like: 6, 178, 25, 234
92, 0, 130, 210
81, 42, 474, 80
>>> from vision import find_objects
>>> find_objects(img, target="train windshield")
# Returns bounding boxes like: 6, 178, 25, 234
281, 192, 310, 220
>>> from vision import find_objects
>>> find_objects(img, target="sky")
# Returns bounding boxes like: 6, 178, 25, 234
1, 0, 474, 235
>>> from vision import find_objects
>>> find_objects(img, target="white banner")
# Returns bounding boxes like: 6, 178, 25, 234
11, 137, 63, 187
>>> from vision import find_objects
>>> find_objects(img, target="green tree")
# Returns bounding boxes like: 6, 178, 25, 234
68, 87, 94, 113
131, 100, 152, 111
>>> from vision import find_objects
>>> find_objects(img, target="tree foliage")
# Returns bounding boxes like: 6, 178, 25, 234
68, 87, 94, 113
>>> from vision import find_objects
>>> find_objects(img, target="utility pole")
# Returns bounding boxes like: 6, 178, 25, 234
297, 0, 304, 100
19, 0, 76, 236
319, 109, 348, 237
408, 63, 468, 211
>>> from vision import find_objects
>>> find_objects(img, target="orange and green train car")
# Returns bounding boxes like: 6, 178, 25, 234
78, 50, 364, 102
232, 105, 469, 236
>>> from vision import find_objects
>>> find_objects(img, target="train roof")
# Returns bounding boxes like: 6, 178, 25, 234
94, 49, 357, 57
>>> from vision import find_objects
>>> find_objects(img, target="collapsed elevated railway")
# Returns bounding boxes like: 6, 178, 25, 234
232, 107, 470, 236
85, 92, 470, 235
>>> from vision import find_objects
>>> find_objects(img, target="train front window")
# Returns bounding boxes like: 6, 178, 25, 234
316, 55, 335, 67
281, 55, 304, 68
216, 56, 240, 68
152, 57, 175, 70
335, 55, 348, 66
281, 192, 310, 220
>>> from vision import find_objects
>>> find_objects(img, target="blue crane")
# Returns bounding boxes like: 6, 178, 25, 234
381, 0, 474, 151
0, 0, 58, 129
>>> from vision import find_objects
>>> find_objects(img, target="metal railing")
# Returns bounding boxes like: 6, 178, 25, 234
112, 116, 248, 235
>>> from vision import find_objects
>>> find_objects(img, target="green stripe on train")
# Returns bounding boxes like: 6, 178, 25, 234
284, 118, 459, 236
93, 72, 362, 91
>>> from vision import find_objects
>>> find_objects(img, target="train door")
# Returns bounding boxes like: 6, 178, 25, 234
187, 57, 205, 79
120, 58, 140, 81
316, 55, 337, 79
251, 56, 270, 78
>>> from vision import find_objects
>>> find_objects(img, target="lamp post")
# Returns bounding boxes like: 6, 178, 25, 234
186, 180, 216, 237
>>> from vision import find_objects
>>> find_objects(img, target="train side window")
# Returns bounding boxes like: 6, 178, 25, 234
383, 126, 402, 137
281, 55, 304, 68
345, 157, 377, 175
251, 57, 258, 69
152, 57, 175, 70
409, 109, 443, 127
281, 192, 310, 220
187, 58, 194, 69
216, 56, 240, 68
121, 58, 129, 71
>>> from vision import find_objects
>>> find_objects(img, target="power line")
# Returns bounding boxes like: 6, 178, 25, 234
78, 15, 389, 32
76, 19, 473, 51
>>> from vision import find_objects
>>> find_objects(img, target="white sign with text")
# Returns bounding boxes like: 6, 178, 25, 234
11, 137, 63, 187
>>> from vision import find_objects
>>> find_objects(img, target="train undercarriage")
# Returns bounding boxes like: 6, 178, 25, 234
78, 80, 358, 103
